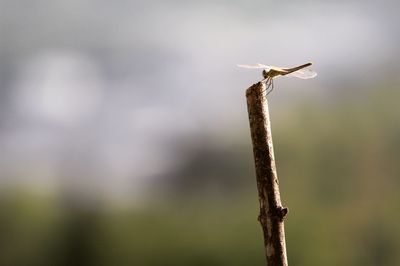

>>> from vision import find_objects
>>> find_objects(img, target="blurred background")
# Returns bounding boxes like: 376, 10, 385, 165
1, 0, 400, 265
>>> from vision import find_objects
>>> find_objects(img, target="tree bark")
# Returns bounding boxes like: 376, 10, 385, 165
246, 81, 288, 266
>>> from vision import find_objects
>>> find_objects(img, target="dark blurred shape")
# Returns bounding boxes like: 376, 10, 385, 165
52, 200, 100, 266
155, 141, 254, 198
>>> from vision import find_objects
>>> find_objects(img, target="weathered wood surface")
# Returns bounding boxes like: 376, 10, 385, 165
246, 82, 288, 266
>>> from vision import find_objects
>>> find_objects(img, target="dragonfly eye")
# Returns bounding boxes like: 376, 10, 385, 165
262, 69, 269, 79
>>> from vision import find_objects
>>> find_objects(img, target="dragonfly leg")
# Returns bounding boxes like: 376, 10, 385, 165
266, 79, 274, 95
260, 77, 275, 96
261, 77, 272, 95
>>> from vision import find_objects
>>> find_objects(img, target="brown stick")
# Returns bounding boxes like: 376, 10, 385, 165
246, 81, 288, 266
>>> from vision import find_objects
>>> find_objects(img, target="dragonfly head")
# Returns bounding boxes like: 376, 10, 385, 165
262, 69, 269, 79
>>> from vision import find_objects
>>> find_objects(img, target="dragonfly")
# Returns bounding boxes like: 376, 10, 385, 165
238, 62, 317, 95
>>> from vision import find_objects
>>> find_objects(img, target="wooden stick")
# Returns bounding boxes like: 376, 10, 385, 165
246, 81, 288, 266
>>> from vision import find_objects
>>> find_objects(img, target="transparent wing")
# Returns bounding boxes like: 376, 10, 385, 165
237, 63, 272, 70
285, 68, 317, 79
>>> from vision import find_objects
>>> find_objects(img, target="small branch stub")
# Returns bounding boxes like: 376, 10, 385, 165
246, 81, 288, 266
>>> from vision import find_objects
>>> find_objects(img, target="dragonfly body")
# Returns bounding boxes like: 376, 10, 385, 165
238, 62, 317, 95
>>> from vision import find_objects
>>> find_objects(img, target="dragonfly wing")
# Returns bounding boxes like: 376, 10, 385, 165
237, 63, 272, 70
285, 69, 317, 79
